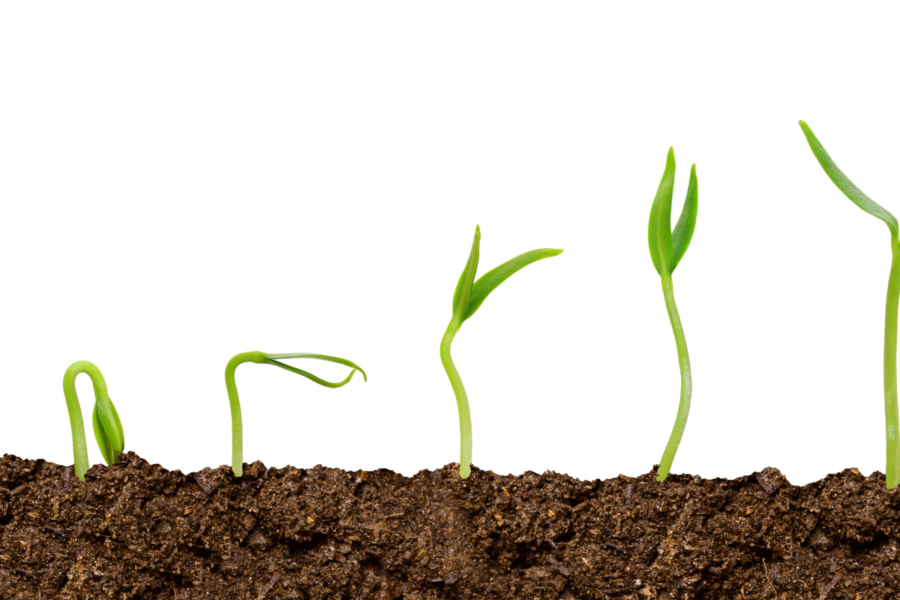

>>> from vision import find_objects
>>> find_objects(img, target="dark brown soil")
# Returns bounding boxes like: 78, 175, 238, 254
1, 453, 899, 599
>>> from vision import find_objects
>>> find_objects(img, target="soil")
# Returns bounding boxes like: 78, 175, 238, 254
1, 453, 898, 599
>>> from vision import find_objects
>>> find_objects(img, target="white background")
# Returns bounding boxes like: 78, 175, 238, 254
1, 3, 898, 486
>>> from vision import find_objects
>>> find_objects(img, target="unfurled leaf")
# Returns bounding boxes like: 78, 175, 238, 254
799, 120, 898, 239
465, 248, 564, 321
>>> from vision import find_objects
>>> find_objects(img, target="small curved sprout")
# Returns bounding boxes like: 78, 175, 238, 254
226, 351, 366, 477
648, 148, 698, 482
441, 226, 563, 479
62, 361, 125, 482
799, 120, 900, 489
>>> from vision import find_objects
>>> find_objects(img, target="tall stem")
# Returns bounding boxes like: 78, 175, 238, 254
441, 315, 472, 478
884, 242, 900, 489
63, 361, 110, 481
657, 272, 692, 482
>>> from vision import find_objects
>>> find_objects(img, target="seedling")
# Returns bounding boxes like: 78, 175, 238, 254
799, 120, 900, 489
226, 351, 366, 477
63, 361, 125, 482
441, 226, 563, 479
648, 148, 698, 482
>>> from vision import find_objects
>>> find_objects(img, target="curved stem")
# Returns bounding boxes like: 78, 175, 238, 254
441, 316, 472, 479
656, 272, 692, 482
884, 242, 900, 489
63, 361, 111, 482
225, 351, 266, 477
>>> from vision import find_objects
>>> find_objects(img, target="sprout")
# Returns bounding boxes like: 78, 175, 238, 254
226, 351, 366, 477
799, 120, 900, 489
441, 226, 563, 479
62, 361, 125, 482
647, 148, 698, 482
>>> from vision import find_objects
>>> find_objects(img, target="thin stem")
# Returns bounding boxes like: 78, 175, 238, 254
657, 271, 692, 482
63, 361, 111, 482
441, 315, 472, 479
884, 241, 900, 489
226, 351, 266, 477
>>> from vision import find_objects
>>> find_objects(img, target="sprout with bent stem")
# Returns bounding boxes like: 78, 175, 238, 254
799, 120, 900, 489
441, 226, 563, 479
647, 148, 699, 482
63, 360, 125, 482
226, 351, 366, 477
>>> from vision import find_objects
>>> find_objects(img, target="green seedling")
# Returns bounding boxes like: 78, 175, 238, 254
799, 120, 900, 489
441, 226, 563, 479
226, 351, 366, 477
648, 148, 698, 482
63, 361, 125, 482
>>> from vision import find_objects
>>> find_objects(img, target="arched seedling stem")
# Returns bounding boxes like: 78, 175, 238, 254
226, 351, 366, 477
63, 361, 125, 482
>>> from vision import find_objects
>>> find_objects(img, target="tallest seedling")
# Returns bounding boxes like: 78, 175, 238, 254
441, 226, 562, 479
648, 148, 699, 482
799, 121, 900, 489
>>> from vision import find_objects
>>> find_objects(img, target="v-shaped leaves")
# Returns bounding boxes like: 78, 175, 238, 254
648, 148, 698, 275
451, 226, 563, 322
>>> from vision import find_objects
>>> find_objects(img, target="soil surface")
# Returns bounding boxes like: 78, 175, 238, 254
1, 453, 899, 599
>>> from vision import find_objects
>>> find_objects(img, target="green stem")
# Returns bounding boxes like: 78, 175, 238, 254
441, 315, 472, 479
226, 351, 266, 477
885, 242, 900, 489
63, 361, 110, 482
657, 272, 692, 482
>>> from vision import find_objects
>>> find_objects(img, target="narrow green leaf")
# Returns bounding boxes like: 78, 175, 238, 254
264, 360, 359, 388
92, 402, 115, 466
452, 226, 481, 317
671, 163, 698, 271
648, 148, 677, 275
799, 120, 899, 239
464, 248, 564, 321
92, 396, 124, 465
263, 353, 367, 382
106, 397, 125, 457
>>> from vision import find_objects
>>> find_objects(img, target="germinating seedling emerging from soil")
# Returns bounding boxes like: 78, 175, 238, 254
63, 361, 125, 482
441, 226, 563, 479
226, 351, 366, 477
648, 148, 698, 483
799, 120, 900, 489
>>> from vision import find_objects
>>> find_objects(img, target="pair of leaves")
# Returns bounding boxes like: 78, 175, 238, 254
648, 148, 699, 276
799, 120, 898, 239
92, 396, 124, 466
452, 226, 563, 322
261, 352, 367, 388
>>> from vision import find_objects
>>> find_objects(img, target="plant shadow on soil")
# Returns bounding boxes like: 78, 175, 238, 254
0, 452, 898, 599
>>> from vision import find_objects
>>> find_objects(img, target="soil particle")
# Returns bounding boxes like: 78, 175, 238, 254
1, 452, 899, 598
